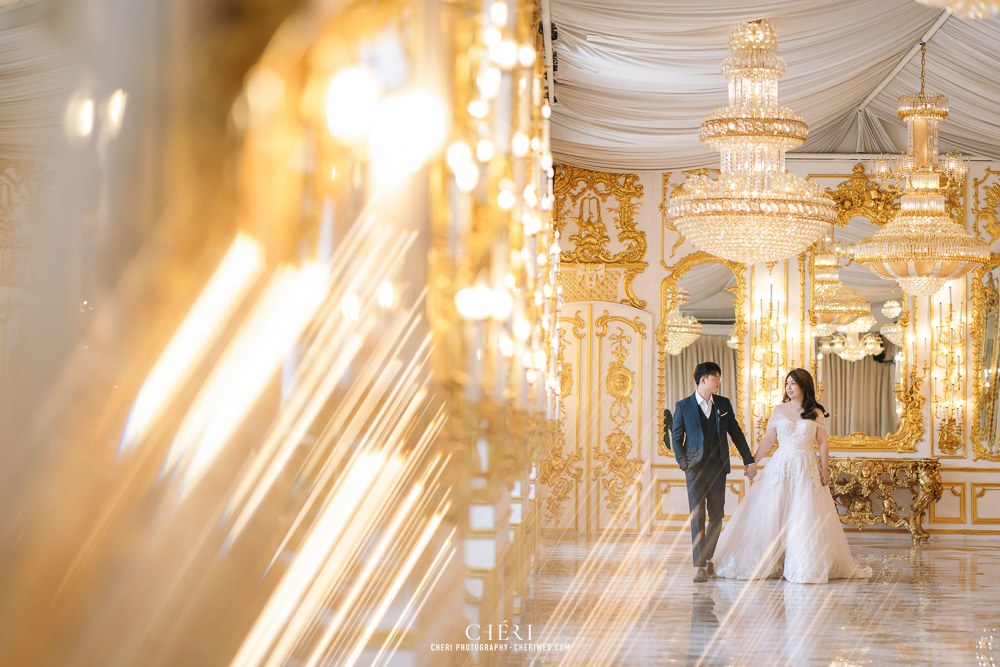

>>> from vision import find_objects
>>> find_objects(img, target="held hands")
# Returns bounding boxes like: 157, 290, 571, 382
744, 462, 757, 481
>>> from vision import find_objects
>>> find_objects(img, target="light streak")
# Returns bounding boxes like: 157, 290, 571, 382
120, 234, 263, 454
163, 262, 327, 496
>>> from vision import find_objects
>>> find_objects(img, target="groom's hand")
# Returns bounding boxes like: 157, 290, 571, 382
744, 463, 757, 481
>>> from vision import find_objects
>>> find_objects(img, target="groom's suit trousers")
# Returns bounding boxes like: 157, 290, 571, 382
685, 460, 727, 568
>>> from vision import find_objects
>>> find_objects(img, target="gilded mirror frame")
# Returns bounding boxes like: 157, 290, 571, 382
804, 164, 926, 452
969, 253, 1000, 461
657, 251, 746, 456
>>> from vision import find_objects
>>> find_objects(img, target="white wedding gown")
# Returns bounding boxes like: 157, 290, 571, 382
713, 414, 872, 584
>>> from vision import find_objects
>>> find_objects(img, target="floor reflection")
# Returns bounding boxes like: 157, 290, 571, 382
512, 534, 1000, 665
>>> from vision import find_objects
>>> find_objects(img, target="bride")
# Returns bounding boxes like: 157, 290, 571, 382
713, 368, 872, 584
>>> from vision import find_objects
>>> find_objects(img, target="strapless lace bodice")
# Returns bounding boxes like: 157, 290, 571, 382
767, 417, 821, 487
774, 417, 819, 452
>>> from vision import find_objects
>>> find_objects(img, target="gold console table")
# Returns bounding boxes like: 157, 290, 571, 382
828, 458, 943, 543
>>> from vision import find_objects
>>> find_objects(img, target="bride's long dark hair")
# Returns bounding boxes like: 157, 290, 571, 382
782, 368, 829, 420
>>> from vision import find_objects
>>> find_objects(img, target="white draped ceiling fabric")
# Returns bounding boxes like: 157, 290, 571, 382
548, 0, 1000, 170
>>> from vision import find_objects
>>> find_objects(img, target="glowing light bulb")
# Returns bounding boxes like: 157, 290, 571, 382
476, 139, 496, 162
498, 190, 515, 209
370, 92, 447, 181
518, 45, 536, 67
490, 2, 508, 25
512, 132, 530, 157
326, 68, 378, 146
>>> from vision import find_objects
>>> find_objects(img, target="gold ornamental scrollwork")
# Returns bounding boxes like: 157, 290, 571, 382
554, 165, 647, 308
593, 313, 644, 522
540, 317, 585, 522
973, 168, 1000, 242
970, 254, 1000, 461
658, 252, 747, 457
828, 457, 943, 543
822, 161, 963, 229
825, 163, 900, 228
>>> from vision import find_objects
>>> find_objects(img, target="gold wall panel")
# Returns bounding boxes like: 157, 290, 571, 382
538, 319, 584, 530
929, 482, 966, 524
594, 306, 650, 532
553, 165, 647, 308
540, 313, 585, 532
557, 263, 623, 303
651, 475, 745, 529
971, 483, 1000, 524
540, 302, 652, 535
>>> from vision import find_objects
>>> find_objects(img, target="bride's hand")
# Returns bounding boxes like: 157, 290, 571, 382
820, 469, 830, 486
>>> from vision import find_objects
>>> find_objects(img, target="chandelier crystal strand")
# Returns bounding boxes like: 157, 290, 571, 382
855, 43, 988, 297
668, 19, 836, 264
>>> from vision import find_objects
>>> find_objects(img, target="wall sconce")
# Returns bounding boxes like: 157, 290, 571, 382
932, 285, 966, 455
751, 283, 787, 443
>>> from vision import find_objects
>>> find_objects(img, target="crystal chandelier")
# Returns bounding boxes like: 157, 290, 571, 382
838, 313, 876, 334
881, 298, 903, 319
811, 246, 869, 336
855, 43, 988, 297
914, 0, 1000, 19
880, 321, 905, 346
664, 289, 703, 355
823, 332, 884, 362
668, 19, 836, 264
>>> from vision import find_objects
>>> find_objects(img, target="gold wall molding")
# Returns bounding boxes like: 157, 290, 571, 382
823, 360, 925, 452
973, 167, 1000, 242
969, 254, 1000, 461
657, 252, 747, 457
824, 163, 899, 228
653, 479, 690, 521
929, 482, 966, 524
828, 457, 942, 542
594, 312, 645, 524
972, 483, 1000, 523
554, 165, 647, 308
659, 168, 721, 268
557, 263, 622, 303
818, 162, 962, 230
538, 324, 584, 524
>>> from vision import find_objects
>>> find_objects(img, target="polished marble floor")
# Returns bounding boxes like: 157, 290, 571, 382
512, 533, 1000, 666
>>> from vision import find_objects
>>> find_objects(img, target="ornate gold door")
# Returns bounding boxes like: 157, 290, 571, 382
539, 301, 653, 534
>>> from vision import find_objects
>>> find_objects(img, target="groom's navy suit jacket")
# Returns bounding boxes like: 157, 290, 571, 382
671, 393, 754, 475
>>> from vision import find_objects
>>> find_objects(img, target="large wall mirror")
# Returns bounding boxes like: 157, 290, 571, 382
806, 166, 925, 452
658, 252, 746, 455
971, 255, 1000, 461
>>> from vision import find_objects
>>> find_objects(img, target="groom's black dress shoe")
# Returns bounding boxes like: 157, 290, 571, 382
706, 562, 720, 579
693, 568, 708, 583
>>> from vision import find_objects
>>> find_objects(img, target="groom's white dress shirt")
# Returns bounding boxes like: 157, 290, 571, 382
696, 393, 714, 419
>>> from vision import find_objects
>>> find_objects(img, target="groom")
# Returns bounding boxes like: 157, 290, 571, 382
671, 361, 756, 582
